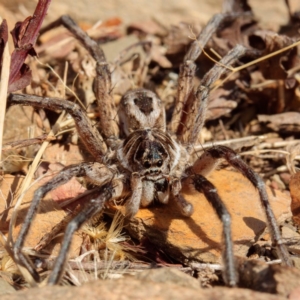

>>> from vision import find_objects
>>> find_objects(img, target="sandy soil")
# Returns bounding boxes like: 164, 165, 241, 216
0, 0, 298, 29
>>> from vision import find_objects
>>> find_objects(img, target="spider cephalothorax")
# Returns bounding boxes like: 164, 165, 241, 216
119, 89, 166, 134
117, 91, 191, 217
8, 9, 293, 288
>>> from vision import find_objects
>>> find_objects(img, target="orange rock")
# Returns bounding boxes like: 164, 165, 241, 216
126, 170, 292, 263
0, 175, 82, 258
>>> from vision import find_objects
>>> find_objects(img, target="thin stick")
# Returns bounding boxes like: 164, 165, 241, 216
0, 18, 11, 163
2, 135, 55, 151
42, 259, 188, 272
194, 136, 300, 151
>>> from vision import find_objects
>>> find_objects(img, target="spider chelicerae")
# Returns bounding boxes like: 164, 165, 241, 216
8, 10, 293, 287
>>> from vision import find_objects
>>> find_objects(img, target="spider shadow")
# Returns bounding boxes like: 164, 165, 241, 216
138, 194, 266, 263
140, 196, 222, 261
243, 217, 267, 240
3, 198, 63, 231
0, 176, 60, 233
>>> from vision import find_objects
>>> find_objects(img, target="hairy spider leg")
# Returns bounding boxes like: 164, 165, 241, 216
12, 162, 119, 282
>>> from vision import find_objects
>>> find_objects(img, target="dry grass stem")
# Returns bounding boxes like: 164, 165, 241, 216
0, 17, 11, 163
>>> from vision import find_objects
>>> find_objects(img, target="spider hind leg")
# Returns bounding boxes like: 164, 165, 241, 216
192, 145, 292, 267
192, 174, 237, 287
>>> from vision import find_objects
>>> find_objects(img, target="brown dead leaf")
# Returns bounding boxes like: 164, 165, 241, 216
250, 30, 300, 80
258, 112, 300, 131
37, 28, 76, 59
150, 44, 172, 68
213, 14, 257, 54
206, 88, 238, 120
207, 4, 257, 56
128, 20, 167, 36
207, 97, 237, 120
258, 112, 300, 125
289, 171, 300, 225
38, 16, 123, 59
164, 22, 202, 66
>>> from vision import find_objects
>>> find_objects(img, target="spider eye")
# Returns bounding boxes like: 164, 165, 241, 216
143, 161, 151, 168
157, 160, 163, 167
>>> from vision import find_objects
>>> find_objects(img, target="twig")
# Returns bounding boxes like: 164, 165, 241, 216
41, 259, 190, 273
194, 135, 268, 151
0, 19, 11, 164
2, 134, 56, 151
188, 262, 222, 271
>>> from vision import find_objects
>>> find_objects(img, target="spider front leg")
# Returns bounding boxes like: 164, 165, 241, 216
191, 145, 293, 267
179, 44, 249, 147
40, 15, 119, 146
171, 12, 245, 136
8, 94, 107, 162
48, 182, 120, 285
12, 162, 116, 282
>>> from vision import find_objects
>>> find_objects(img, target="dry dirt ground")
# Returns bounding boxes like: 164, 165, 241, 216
0, 0, 297, 29
1, 0, 300, 299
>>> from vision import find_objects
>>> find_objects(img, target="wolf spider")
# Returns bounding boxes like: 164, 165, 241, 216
8, 12, 292, 287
